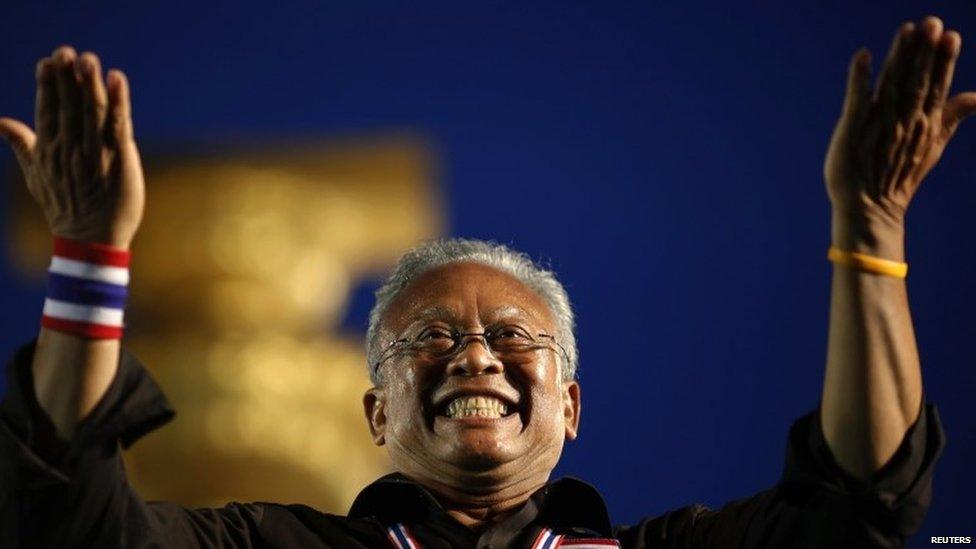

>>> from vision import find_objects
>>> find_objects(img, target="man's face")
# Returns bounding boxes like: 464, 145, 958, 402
364, 262, 580, 486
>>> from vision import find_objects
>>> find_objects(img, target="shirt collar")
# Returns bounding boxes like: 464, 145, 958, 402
348, 472, 614, 537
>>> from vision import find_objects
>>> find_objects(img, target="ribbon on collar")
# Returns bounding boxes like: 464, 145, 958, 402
388, 523, 621, 548
387, 522, 421, 549
532, 528, 620, 548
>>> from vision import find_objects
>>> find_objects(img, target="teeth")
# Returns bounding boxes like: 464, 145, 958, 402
444, 396, 510, 419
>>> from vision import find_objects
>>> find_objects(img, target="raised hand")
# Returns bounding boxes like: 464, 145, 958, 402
825, 16, 976, 254
0, 46, 144, 249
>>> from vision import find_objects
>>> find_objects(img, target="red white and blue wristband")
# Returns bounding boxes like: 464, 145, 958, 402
40, 237, 131, 339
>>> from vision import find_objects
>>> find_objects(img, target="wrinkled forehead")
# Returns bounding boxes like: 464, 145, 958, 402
381, 262, 556, 334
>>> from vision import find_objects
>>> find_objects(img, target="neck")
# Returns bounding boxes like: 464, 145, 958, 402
445, 505, 522, 532
403, 469, 548, 532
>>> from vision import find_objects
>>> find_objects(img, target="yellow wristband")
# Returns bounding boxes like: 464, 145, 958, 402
827, 246, 908, 278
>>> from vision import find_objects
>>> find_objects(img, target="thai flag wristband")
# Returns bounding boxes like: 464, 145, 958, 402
41, 237, 131, 339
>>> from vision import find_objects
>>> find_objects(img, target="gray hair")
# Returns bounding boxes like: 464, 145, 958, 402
366, 238, 578, 384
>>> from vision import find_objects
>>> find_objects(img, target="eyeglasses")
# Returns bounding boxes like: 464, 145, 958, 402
372, 324, 568, 374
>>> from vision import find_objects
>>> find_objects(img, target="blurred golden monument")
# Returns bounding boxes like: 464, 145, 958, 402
8, 135, 443, 511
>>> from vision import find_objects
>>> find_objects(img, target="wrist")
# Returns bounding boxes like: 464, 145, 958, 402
831, 210, 905, 262
51, 228, 132, 251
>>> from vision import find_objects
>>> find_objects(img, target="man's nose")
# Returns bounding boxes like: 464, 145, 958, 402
446, 337, 504, 376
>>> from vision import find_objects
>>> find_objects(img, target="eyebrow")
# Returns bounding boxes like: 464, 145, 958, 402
411, 305, 457, 324
485, 305, 531, 321
408, 304, 533, 325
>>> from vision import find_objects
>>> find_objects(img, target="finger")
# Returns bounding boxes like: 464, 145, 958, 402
926, 30, 961, 114
106, 69, 142, 205
104, 69, 145, 221
900, 16, 942, 118
943, 91, 976, 132
52, 46, 82, 142
874, 22, 916, 116
0, 117, 38, 171
76, 52, 108, 159
842, 48, 872, 122
105, 69, 134, 146
34, 58, 58, 143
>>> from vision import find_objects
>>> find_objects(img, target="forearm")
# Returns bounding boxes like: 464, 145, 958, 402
32, 328, 120, 440
821, 213, 923, 480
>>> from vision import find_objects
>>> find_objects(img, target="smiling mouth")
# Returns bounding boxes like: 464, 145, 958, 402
442, 396, 516, 419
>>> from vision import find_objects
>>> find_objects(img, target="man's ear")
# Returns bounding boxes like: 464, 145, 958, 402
562, 381, 581, 440
363, 387, 387, 446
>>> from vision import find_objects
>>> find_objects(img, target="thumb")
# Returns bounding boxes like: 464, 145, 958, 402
0, 117, 37, 171
841, 48, 872, 122
943, 91, 976, 132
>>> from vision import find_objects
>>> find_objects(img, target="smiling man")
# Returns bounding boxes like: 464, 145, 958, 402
362, 255, 582, 539
0, 15, 973, 549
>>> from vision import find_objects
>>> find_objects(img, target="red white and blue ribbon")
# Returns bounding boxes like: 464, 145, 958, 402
386, 523, 620, 549
531, 528, 564, 549
386, 523, 421, 549
532, 529, 621, 549
41, 238, 130, 339
556, 538, 621, 548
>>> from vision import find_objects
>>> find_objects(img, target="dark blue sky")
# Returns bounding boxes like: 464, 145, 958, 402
2, 1, 974, 544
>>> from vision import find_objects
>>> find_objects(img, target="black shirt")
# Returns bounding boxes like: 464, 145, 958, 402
0, 342, 944, 548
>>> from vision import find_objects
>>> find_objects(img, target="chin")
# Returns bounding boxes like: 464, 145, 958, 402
444, 437, 517, 471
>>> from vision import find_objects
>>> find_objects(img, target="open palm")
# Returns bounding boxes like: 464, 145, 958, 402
0, 46, 144, 249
